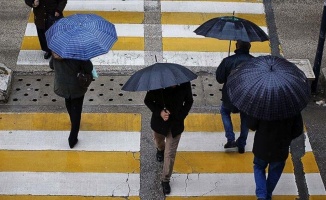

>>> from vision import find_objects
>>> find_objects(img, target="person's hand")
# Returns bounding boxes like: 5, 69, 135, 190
33, 0, 39, 7
55, 11, 60, 17
160, 109, 170, 121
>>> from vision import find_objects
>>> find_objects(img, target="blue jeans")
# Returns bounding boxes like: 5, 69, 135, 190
220, 103, 249, 147
254, 156, 286, 200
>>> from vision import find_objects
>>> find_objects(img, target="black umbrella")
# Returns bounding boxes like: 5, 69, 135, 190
226, 55, 311, 121
194, 15, 269, 55
121, 63, 198, 91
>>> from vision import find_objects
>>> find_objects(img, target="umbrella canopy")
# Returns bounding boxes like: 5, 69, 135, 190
45, 14, 117, 60
194, 16, 269, 42
226, 55, 311, 121
121, 63, 198, 91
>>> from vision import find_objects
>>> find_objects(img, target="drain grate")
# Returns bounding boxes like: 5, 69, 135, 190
6, 75, 222, 107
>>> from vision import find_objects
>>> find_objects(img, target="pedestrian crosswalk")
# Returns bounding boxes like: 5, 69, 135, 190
18, 0, 270, 70
0, 112, 325, 199
0, 113, 141, 199
164, 113, 326, 199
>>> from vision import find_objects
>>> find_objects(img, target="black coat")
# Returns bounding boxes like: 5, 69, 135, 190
144, 82, 194, 137
215, 49, 253, 112
50, 57, 93, 99
25, 0, 67, 29
247, 114, 304, 162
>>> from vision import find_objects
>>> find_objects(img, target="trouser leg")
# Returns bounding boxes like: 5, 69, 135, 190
254, 156, 269, 199
220, 103, 235, 142
65, 95, 84, 141
36, 27, 51, 53
161, 132, 181, 182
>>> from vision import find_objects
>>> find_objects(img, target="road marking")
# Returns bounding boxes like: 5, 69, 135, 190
168, 173, 297, 196
25, 23, 144, 37
0, 196, 140, 200
17, 50, 145, 66
0, 131, 140, 151
0, 151, 139, 172
0, 113, 141, 131
0, 172, 139, 196
161, 1, 265, 14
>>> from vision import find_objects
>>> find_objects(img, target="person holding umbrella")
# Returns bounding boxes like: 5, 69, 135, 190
144, 82, 194, 195
25, 0, 67, 59
226, 55, 310, 200
215, 40, 253, 153
247, 113, 303, 200
49, 52, 93, 148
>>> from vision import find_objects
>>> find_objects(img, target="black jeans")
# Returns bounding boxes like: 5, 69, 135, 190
65, 95, 84, 141
36, 27, 51, 53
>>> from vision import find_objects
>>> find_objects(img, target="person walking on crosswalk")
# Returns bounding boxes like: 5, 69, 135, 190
49, 52, 93, 148
144, 82, 194, 195
215, 40, 253, 153
24, 0, 67, 59
247, 113, 303, 200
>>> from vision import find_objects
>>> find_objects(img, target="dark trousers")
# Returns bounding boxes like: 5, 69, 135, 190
65, 95, 84, 141
36, 26, 51, 53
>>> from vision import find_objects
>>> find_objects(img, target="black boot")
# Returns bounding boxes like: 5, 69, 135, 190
68, 138, 78, 148
161, 181, 171, 194
156, 148, 164, 162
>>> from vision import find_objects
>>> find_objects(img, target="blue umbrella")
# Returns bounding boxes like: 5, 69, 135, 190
121, 63, 198, 91
45, 14, 117, 60
226, 55, 310, 121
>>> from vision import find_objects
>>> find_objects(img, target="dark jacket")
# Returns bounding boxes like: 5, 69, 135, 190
50, 57, 93, 99
216, 49, 253, 112
144, 82, 194, 137
25, 0, 67, 29
247, 114, 304, 162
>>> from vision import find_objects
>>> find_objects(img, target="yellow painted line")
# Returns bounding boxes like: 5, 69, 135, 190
0, 196, 140, 200
0, 151, 140, 173
174, 152, 294, 173
310, 196, 326, 200
163, 38, 271, 53
162, 13, 267, 26
28, 11, 144, 24
0, 113, 141, 131
167, 196, 297, 200
20, 36, 144, 51
185, 113, 240, 132
302, 152, 321, 173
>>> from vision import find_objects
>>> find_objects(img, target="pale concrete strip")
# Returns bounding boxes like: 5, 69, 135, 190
305, 173, 326, 195
304, 132, 312, 152
0, 131, 140, 151
64, 1, 144, 12
178, 132, 255, 152
17, 50, 145, 66
161, 2, 265, 14
0, 172, 139, 196
168, 173, 297, 196
163, 51, 269, 67
161, 0, 262, 2
25, 23, 144, 37
162, 25, 269, 37
28, 11, 145, 24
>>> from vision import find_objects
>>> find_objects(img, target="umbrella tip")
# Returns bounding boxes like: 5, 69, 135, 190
155, 55, 157, 62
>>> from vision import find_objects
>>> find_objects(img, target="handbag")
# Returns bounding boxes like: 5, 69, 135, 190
77, 70, 93, 88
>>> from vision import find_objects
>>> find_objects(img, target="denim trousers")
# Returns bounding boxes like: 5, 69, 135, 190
154, 131, 181, 182
254, 156, 286, 200
65, 95, 85, 141
220, 103, 249, 147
